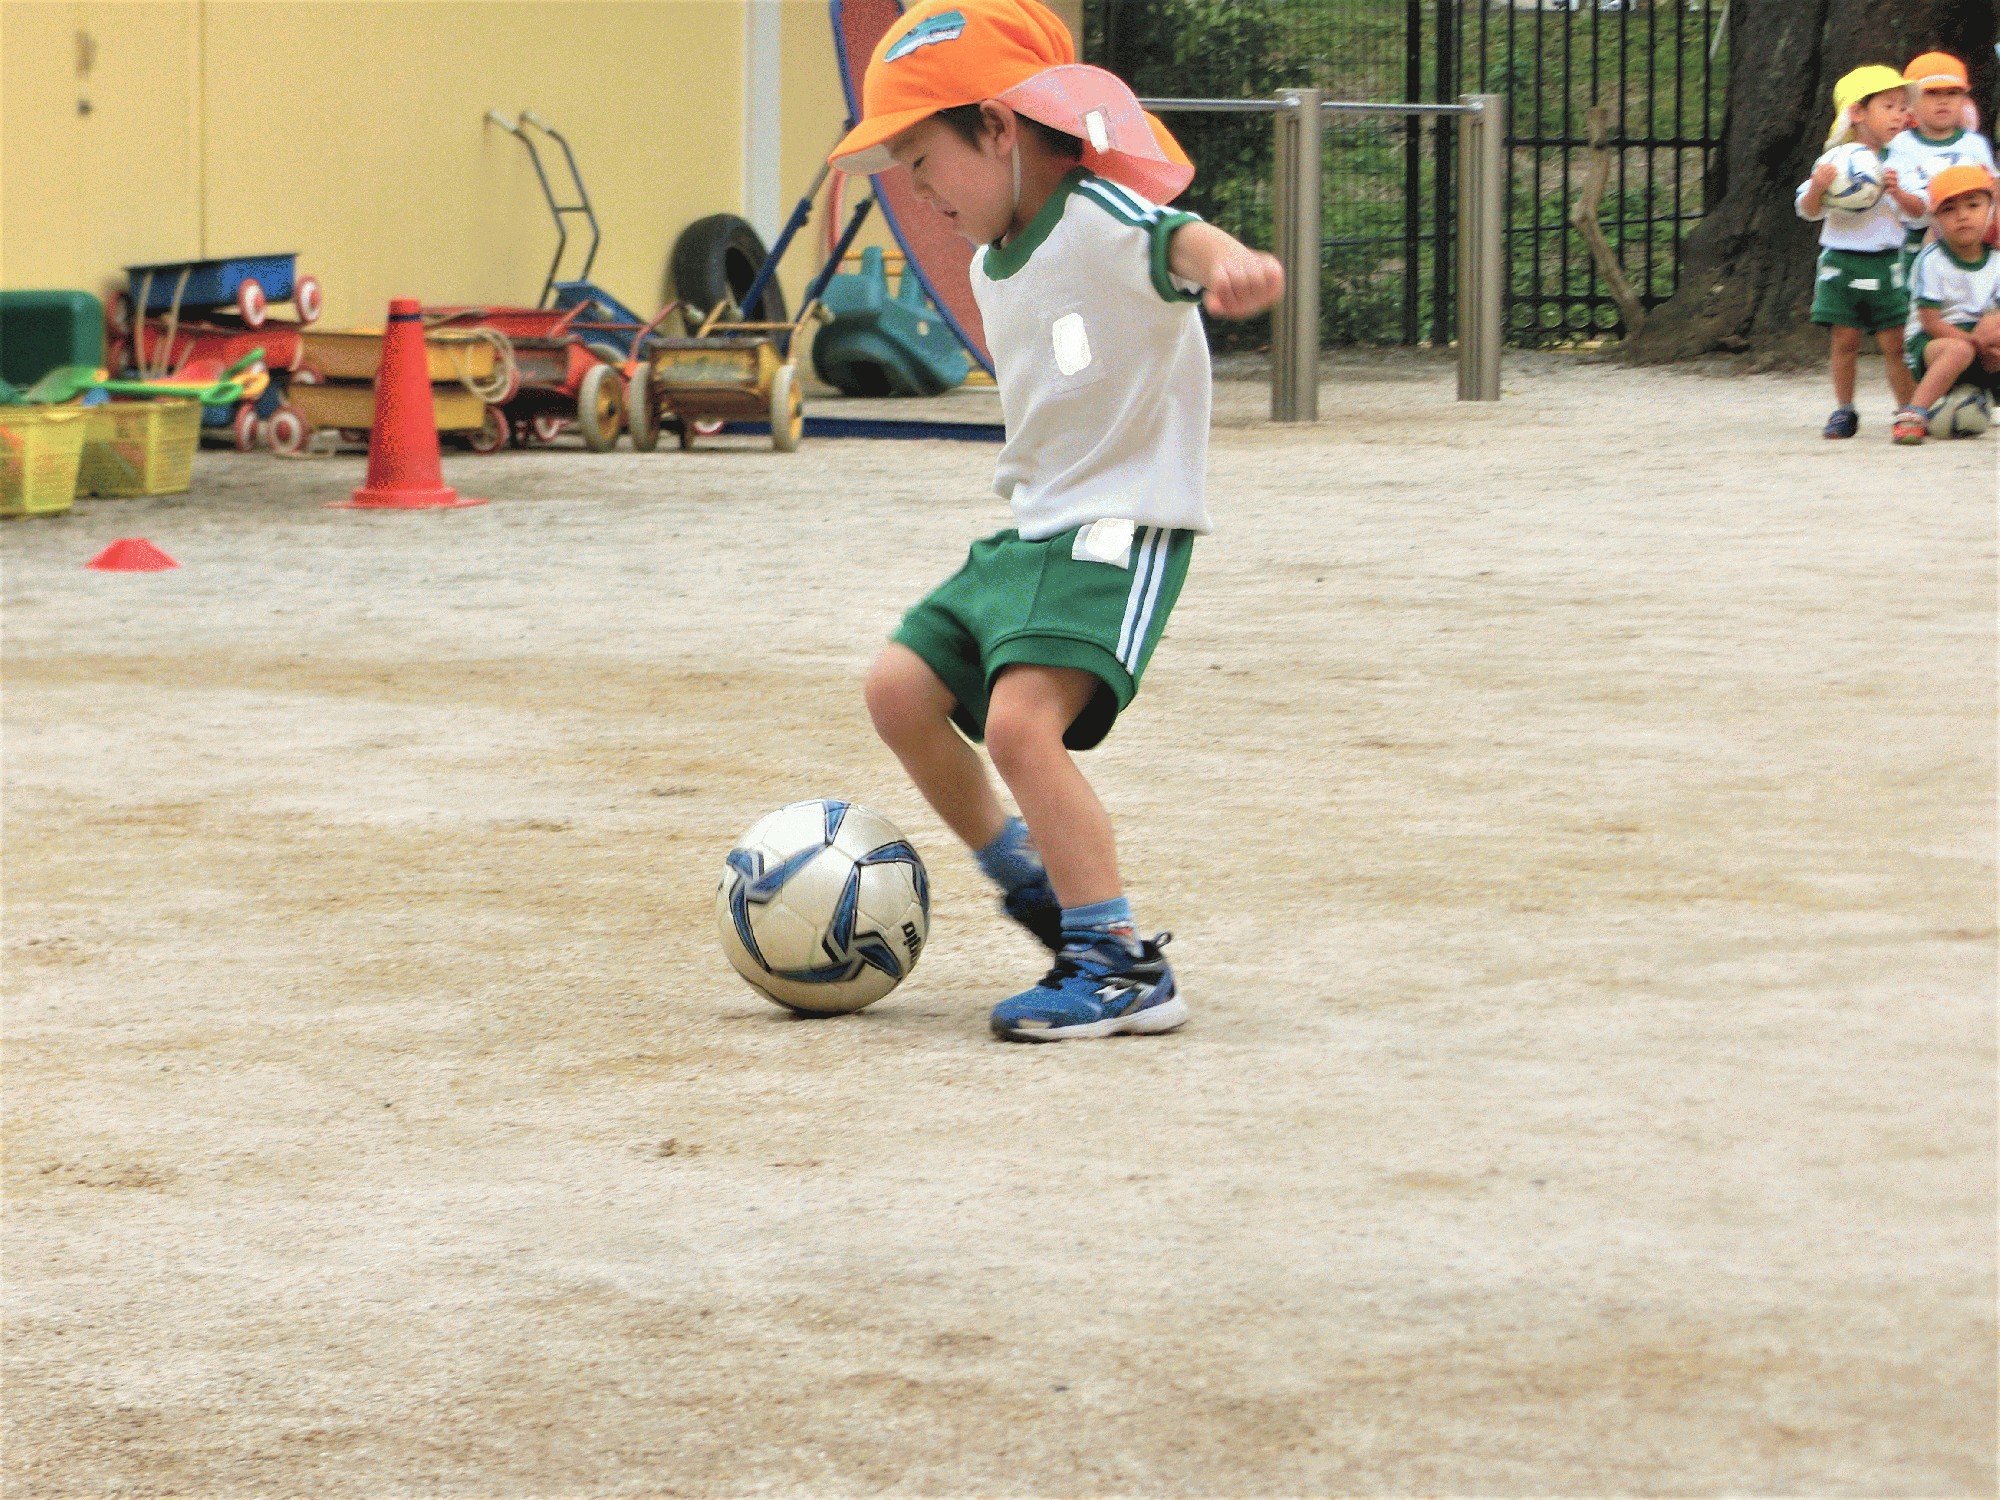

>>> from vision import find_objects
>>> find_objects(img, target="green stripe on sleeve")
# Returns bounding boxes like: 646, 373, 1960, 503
1147, 212, 1204, 302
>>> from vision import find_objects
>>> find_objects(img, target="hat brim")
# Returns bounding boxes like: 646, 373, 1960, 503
830, 104, 944, 177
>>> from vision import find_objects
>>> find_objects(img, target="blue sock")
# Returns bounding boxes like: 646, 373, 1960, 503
975, 817, 1045, 894
1062, 896, 1138, 955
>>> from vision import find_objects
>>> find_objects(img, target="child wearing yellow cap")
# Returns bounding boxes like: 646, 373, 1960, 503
832, 0, 1283, 1040
1799, 65, 1922, 438
1886, 53, 1998, 266
1895, 165, 2000, 443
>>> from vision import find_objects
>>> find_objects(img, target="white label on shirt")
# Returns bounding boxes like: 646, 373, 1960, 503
1072, 517, 1135, 567
1052, 312, 1092, 375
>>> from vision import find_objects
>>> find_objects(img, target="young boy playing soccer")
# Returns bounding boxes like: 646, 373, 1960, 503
1895, 165, 2000, 444
828, 0, 1283, 1040
1799, 65, 1921, 438
1886, 51, 1997, 267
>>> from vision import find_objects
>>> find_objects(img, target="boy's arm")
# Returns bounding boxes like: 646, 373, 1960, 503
1917, 302, 1966, 340
1797, 162, 1835, 220
1166, 220, 1285, 320
1883, 168, 1928, 221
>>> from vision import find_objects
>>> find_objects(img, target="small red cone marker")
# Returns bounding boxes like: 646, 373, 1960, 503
87, 538, 179, 572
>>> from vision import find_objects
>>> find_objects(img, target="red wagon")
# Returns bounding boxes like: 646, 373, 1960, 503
424, 297, 680, 451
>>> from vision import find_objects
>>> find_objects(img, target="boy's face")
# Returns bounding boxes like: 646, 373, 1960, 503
1935, 189, 1994, 250
1850, 88, 1912, 147
1914, 85, 1968, 135
887, 110, 1016, 247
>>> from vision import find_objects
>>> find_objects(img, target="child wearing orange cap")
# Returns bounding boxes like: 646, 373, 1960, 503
832, 0, 1283, 1040
1894, 164, 2000, 443
1885, 52, 1997, 263
1799, 65, 1922, 438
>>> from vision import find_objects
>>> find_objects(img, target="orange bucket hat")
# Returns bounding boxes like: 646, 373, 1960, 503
1904, 51, 1969, 91
1929, 163, 1996, 211
829, 0, 1194, 202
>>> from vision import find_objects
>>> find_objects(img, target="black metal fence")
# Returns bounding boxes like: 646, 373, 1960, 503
1085, 0, 1729, 348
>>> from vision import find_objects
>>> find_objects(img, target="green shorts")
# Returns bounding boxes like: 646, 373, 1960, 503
1811, 247, 1909, 334
1907, 322, 2000, 387
893, 520, 1194, 751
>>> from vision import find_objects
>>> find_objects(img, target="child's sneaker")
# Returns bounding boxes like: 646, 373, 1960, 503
989, 934, 1185, 1041
1000, 874, 1064, 953
1893, 406, 1930, 444
1823, 407, 1860, 439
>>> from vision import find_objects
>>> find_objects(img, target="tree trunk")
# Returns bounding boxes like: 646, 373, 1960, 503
1627, 0, 1999, 366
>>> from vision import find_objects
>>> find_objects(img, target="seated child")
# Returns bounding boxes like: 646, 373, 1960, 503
1799, 66, 1922, 438
1895, 164, 2000, 444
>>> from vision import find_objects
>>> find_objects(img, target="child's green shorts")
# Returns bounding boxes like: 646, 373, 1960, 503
893, 520, 1194, 751
1811, 247, 1909, 334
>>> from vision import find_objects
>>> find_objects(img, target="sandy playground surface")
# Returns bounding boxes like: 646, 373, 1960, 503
3, 353, 1995, 1496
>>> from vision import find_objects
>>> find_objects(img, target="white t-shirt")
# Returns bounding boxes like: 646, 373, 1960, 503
970, 169, 1212, 541
1885, 126, 1999, 235
1795, 159, 1917, 252
1905, 240, 2000, 343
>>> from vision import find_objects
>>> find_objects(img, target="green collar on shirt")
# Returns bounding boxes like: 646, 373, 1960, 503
983, 168, 1090, 281
1914, 126, 1967, 147
1939, 240, 1992, 271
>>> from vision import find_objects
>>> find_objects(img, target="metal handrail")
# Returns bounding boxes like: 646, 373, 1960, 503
1143, 96, 1480, 118
1133, 90, 1504, 415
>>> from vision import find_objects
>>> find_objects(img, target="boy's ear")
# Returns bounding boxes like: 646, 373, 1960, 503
980, 100, 1020, 153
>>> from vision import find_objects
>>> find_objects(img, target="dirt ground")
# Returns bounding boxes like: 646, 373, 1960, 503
3, 352, 1994, 1497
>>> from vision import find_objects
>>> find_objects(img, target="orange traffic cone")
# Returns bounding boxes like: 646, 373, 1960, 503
332, 297, 486, 511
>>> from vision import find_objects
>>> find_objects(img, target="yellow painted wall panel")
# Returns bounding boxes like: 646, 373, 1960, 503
1, 1, 203, 298
200, 1, 742, 327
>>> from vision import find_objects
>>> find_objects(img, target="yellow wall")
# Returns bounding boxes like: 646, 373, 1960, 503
2, 0, 1087, 328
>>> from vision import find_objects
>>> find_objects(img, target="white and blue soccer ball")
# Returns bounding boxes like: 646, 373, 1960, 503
716, 799, 929, 1014
1819, 143, 1885, 212
1929, 383, 1992, 437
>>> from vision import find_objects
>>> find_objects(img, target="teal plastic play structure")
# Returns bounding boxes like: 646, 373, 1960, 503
811, 247, 970, 398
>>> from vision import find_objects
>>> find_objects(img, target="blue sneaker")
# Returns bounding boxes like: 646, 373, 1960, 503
989, 934, 1186, 1041
1823, 406, 1859, 439
1001, 874, 1064, 953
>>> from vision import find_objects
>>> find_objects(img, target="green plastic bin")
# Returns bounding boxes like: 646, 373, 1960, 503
0, 291, 107, 390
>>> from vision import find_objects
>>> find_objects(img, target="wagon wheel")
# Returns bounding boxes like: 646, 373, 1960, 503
467, 406, 510, 454
693, 417, 724, 436
529, 412, 567, 445
232, 404, 263, 452
236, 278, 268, 328
578, 363, 625, 452
266, 406, 309, 455
293, 275, 324, 325
624, 365, 660, 452
769, 363, 802, 453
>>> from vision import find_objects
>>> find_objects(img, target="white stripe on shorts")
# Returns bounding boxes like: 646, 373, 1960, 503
1115, 526, 1166, 669
1120, 530, 1172, 672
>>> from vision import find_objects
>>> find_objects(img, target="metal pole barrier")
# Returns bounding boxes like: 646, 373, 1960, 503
1271, 88, 1322, 422
1456, 93, 1505, 402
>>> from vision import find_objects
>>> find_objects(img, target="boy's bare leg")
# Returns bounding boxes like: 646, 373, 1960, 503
1830, 325, 1862, 406
983, 665, 1121, 909
1913, 336, 1976, 410
1876, 327, 1918, 406
865, 645, 1009, 852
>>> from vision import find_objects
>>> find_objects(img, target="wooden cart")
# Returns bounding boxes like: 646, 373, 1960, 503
622, 312, 807, 454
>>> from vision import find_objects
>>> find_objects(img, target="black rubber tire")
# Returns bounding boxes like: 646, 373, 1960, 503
669, 214, 786, 325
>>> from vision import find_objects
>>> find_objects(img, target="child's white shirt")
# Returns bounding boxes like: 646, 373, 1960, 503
1885, 126, 1999, 233
971, 169, 1212, 542
1795, 164, 1917, 252
1905, 240, 2000, 344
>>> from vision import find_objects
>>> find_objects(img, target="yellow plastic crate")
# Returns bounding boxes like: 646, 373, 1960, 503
0, 406, 88, 517
78, 398, 201, 498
